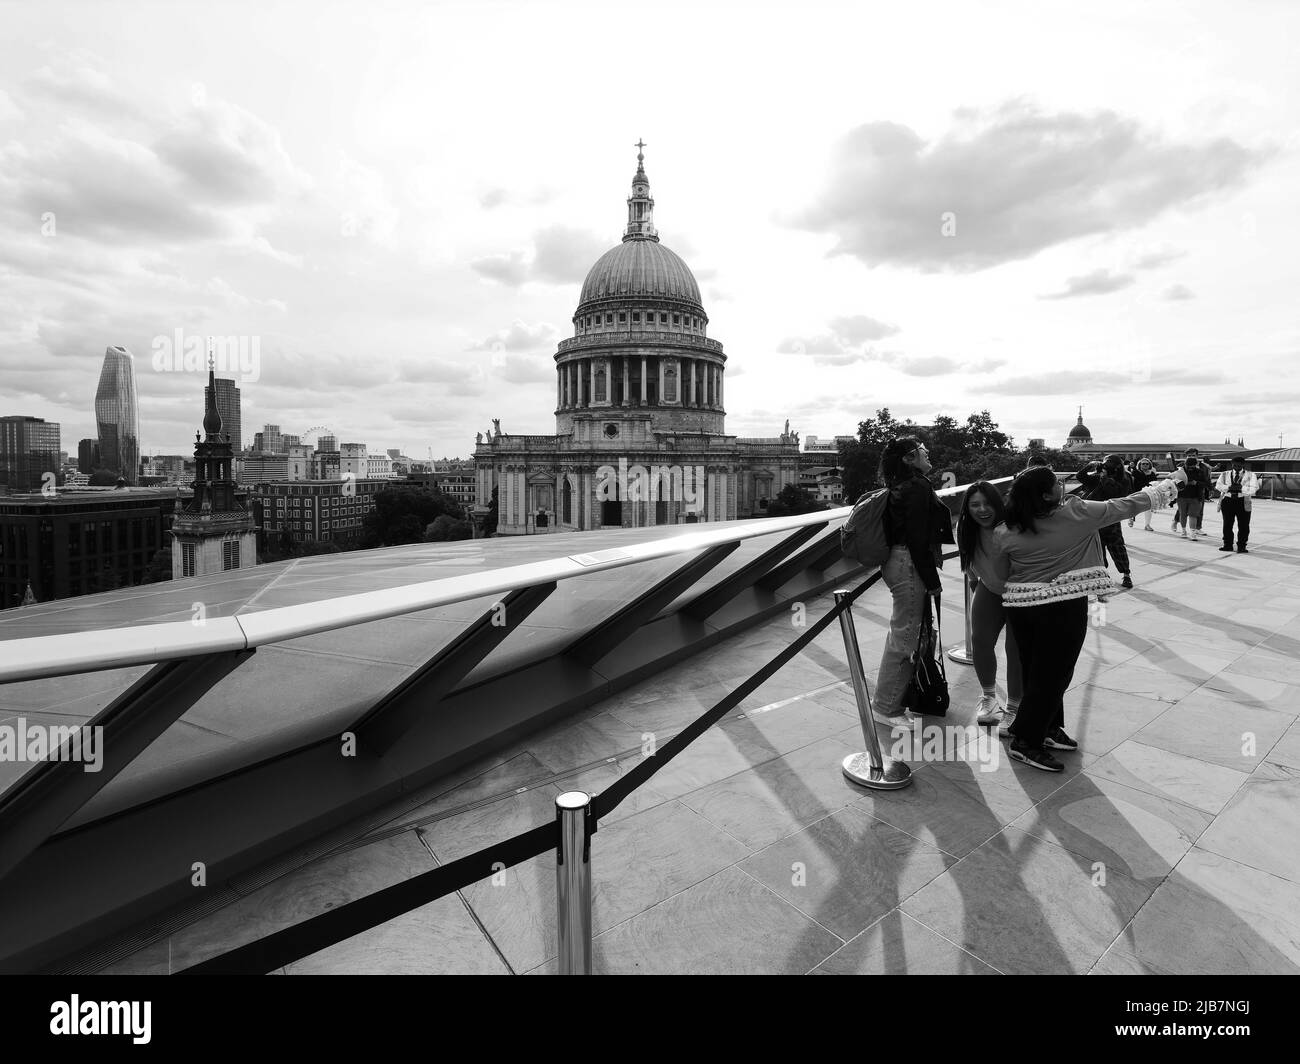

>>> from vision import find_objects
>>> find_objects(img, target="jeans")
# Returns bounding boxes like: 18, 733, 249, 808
1176, 497, 1204, 530
1221, 497, 1251, 548
1003, 598, 1089, 749
873, 546, 928, 717
971, 579, 1022, 702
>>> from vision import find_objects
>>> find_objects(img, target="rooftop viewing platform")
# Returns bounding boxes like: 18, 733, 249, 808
3, 491, 1296, 975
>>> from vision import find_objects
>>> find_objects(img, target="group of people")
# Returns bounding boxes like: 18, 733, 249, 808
866, 436, 1261, 774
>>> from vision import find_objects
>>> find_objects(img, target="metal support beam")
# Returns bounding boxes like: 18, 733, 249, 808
0, 650, 253, 884
565, 543, 737, 666
681, 523, 826, 621
354, 582, 558, 754
756, 530, 852, 592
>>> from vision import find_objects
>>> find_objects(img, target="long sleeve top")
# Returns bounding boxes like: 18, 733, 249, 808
1178, 463, 1212, 500
967, 524, 1007, 595
992, 482, 1178, 606
1214, 469, 1260, 497
885, 474, 955, 592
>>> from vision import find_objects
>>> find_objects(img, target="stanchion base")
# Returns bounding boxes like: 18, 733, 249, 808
841, 752, 912, 790
946, 644, 975, 665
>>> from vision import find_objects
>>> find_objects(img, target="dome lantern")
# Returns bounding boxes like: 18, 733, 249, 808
624, 138, 658, 242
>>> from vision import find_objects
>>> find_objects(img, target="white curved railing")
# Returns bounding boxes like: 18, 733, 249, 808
0, 479, 992, 686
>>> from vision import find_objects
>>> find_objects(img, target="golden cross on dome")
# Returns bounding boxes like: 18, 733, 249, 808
207, 336, 214, 372
635, 138, 646, 156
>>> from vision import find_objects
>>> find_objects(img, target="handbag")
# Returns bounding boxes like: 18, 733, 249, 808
903, 598, 950, 717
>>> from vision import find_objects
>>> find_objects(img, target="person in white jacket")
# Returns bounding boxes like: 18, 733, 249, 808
1215, 456, 1260, 554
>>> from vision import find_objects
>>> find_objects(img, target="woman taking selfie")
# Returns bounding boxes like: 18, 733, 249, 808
956, 482, 1022, 731
872, 436, 955, 723
991, 465, 1180, 771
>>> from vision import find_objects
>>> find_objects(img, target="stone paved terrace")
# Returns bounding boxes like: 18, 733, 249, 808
89, 500, 1300, 975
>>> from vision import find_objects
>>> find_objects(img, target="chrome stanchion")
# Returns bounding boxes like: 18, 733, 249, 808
555, 791, 592, 974
947, 575, 975, 665
834, 589, 912, 790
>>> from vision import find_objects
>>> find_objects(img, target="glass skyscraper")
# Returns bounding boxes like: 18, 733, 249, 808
95, 345, 140, 484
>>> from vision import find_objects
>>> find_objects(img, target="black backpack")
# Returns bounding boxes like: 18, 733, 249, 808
839, 488, 892, 567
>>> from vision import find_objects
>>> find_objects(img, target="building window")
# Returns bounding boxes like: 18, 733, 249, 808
673, 314, 680, 325
660, 313, 668, 323
182, 542, 195, 577
632, 312, 640, 322
619, 312, 626, 322
222, 541, 240, 571
605, 314, 613, 324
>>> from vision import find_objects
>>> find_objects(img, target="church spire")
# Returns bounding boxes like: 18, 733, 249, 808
202, 338, 223, 438
623, 139, 658, 242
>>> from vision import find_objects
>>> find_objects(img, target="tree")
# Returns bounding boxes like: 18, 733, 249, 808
141, 546, 173, 583
424, 514, 472, 541
361, 486, 466, 547
88, 467, 119, 486
765, 483, 829, 517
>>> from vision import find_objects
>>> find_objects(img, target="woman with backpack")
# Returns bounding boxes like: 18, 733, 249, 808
956, 482, 1022, 732
991, 465, 1181, 772
871, 436, 955, 723
1128, 458, 1158, 530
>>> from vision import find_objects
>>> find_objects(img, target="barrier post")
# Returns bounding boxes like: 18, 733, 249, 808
555, 791, 592, 974
833, 589, 912, 790
947, 574, 975, 665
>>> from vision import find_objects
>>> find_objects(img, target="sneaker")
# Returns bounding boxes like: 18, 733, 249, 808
1009, 741, 1064, 772
975, 694, 1003, 726
998, 707, 1018, 737
1180, 529, 1188, 538
1219, 545, 1233, 552
1121, 574, 1133, 588
1237, 547, 1249, 554
1143, 525, 1153, 532
873, 708, 912, 727
1127, 518, 1134, 527
1044, 727, 1078, 751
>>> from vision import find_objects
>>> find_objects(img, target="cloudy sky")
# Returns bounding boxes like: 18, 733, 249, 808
1, 0, 1296, 460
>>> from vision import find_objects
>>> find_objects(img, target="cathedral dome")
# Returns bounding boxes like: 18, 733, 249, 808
1068, 420, 1092, 439
578, 240, 702, 310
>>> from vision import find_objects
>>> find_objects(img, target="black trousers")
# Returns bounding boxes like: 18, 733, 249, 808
1099, 524, 1129, 574
1004, 597, 1089, 749
1221, 498, 1251, 548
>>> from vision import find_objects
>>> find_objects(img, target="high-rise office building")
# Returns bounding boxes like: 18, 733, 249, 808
0, 416, 62, 493
77, 439, 100, 474
95, 346, 140, 484
206, 377, 242, 453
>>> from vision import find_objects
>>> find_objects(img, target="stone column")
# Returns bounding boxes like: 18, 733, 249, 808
718, 366, 723, 409
588, 359, 595, 408
690, 359, 696, 407
658, 359, 665, 404
622, 357, 629, 406
641, 356, 647, 403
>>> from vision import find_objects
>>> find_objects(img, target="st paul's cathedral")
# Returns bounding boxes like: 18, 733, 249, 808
474, 146, 802, 534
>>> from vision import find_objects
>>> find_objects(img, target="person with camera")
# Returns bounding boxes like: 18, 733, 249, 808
1128, 458, 1158, 530
871, 436, 955, 725
1173, 449, 1212, 539
991, 466, 1182, 772
1215, 456, 1260, 553
1077, 454, 1136, 587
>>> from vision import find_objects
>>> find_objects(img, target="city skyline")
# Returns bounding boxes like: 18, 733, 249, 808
1, 2, 1296, 459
